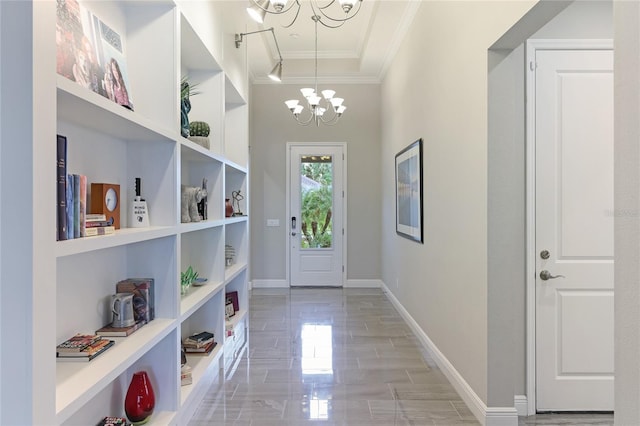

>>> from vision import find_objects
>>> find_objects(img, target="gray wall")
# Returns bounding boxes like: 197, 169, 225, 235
614, 1, 640, 423
249, 83, 381, 284
488, 43, 526, 406
380, 0, 537, 404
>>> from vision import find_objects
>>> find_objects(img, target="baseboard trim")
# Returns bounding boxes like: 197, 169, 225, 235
251, 279, 288, 288
514, 395, 528, 416
381, 282, 518, 426
251, 279, 382, 288
345, 279, 382, 288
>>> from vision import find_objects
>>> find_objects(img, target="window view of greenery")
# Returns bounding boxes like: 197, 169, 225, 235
300, 156, 333, 249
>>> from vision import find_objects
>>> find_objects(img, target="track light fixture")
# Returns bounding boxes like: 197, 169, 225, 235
246, 0, 363, 28
235, 27, 283, 82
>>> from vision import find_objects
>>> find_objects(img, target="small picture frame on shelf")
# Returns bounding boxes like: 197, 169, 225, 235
225, 299, 235, 318
226, 291, 239, 312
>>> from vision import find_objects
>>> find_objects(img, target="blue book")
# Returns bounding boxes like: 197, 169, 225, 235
66, 174, 74, 239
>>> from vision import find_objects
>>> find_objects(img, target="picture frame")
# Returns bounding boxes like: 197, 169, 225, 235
56, 0, 134, 110
225, 291, 239, 312
225, 300, 235, 318
395, 138, 423, 243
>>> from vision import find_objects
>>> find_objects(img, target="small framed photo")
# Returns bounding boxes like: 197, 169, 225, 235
225, 291, 239, 312
225, 300, 235, 318
395, 138, 423, 243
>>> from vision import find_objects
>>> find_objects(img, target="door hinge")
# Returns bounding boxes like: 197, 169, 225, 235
342, 265, 344, 272
529, 61, 537, 71
342, 190, 344, 198
342, 228, 344, 235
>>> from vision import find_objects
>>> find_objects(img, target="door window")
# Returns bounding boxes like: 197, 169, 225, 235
299, 155, 333, 249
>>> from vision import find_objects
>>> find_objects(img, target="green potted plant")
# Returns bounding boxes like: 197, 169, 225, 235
180, 76, 201, 138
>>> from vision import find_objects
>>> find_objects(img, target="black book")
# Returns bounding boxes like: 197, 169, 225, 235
56, 135, 68, 241
186, 331, 214, 343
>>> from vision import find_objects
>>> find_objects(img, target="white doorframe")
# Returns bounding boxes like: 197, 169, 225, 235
285, 142, 347, 286
525, 38, 613, 416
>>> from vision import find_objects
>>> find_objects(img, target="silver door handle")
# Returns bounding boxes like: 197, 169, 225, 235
539, 270, 565, 281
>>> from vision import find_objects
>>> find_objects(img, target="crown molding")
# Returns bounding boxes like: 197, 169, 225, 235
376, 0, 421, 81
251, 74, 381, 85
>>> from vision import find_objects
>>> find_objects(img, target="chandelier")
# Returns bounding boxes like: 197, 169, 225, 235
284, 15, 346, 126
247, 0, 363, 28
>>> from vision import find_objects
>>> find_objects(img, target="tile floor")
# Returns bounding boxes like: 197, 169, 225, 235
188, 288, 613, 426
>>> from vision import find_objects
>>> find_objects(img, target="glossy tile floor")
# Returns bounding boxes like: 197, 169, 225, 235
189, 288, 614, 426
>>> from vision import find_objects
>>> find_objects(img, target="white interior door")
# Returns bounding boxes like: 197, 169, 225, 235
288, 144, 344, 287
534, 47, 614, 411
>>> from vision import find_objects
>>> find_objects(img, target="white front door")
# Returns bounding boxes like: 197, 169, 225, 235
534, 46, 614, 411
288, 144, 344, 287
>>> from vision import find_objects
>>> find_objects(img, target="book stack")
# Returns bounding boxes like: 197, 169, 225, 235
96, 417, 130, 426
182, 331, 216, 355
85, 213, 116, 237
56, 333, 115, 362
95, 320, 144, 337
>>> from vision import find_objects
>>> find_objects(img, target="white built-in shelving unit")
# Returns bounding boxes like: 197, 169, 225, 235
1, 1, 250, 424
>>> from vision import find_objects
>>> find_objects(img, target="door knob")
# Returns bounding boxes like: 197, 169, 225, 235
291, 232, 297, 236
539, 270, 565, 281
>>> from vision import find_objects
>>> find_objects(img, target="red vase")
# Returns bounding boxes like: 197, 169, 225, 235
225, 199, 233, 217
125, 371, 155, 425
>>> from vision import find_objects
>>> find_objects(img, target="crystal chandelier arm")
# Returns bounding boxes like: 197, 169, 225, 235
312, 0, 363, 25
318, 107, 341, 125
292, 109, 317, 126
248, 0, 300, 17
280, 0, 303, 28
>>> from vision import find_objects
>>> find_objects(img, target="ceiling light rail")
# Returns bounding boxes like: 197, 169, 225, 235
235, 27, 284, 82
247, 0, 363, 28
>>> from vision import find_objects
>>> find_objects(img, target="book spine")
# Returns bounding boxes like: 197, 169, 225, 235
85, 220, 111, 228
86, 213, 107, 221
73, 174, 80, 238
79, 175, 87, 237
66, 174, 74, 239
57, 135, 68, 241
84, 226, 115, 237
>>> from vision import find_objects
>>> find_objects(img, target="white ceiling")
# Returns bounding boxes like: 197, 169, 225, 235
235, 0, 420, 84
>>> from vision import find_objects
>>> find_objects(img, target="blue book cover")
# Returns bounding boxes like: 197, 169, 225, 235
66, 174, 74, 240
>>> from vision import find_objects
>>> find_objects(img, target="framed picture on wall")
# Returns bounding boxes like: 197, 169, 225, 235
395, 138, 423, 243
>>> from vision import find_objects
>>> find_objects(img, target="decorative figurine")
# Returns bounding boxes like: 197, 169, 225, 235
181, 185, 207, 223
232, 190, 244, 216
197, 178, 208, 220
